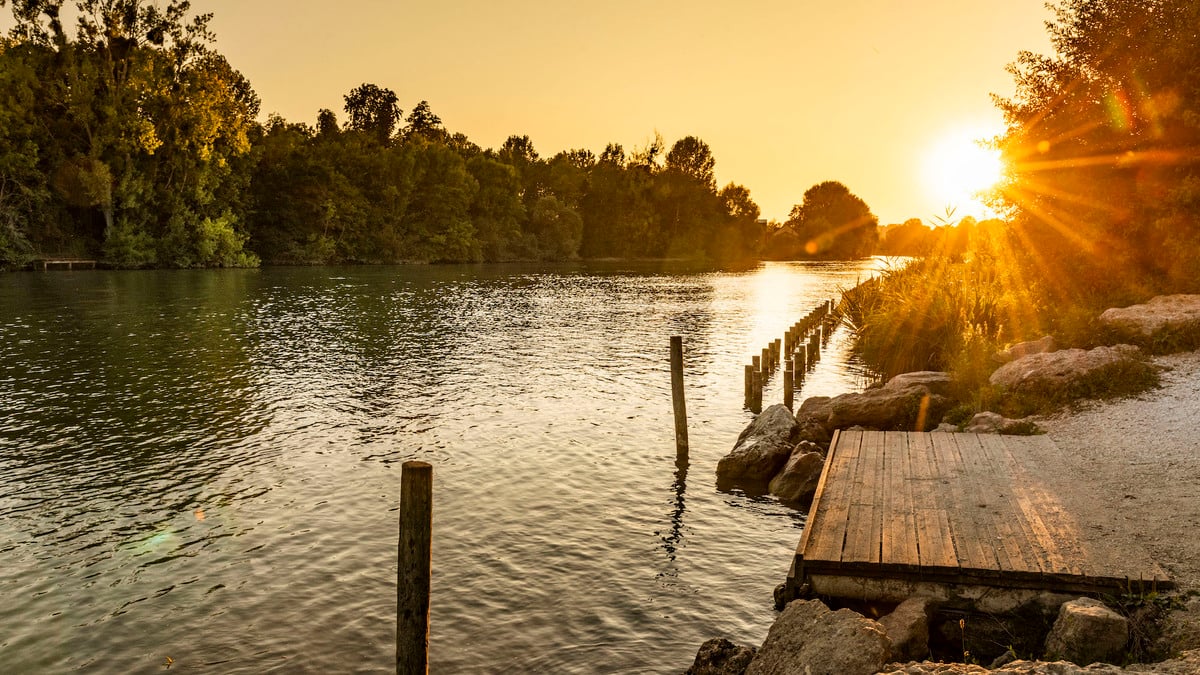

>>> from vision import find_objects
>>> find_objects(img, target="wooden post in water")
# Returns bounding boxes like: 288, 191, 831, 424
784, 367, 794, 410
761, 347, 771, 373
670, 336, 689, 457
398, 461, 433, 675
751, 369, 763, 413
744, 364, 754, 406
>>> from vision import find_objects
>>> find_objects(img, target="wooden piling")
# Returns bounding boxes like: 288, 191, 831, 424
670, 336, 689, 456
762, 347, 771, 373
784, 368, 794, 409
751, 369, 763, 413
398, 461, 433, 675
744, 364, 754, 405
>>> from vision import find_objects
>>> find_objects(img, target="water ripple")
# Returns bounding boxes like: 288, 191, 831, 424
0, 261, 885, 673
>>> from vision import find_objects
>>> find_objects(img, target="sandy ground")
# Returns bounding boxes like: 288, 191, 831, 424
1034, 350, 1200, 592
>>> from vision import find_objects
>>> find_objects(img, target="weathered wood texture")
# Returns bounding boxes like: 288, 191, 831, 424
795, 431, 1171, 595
670, 336, 688, 456
398, 461, 433, 675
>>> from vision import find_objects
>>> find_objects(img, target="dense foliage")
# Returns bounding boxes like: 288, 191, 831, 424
0, 1, 766, 268
994, 0, 1200, 303
0, 0, 260, 268
845, 0, 1200, 415
763, 181, 879, 259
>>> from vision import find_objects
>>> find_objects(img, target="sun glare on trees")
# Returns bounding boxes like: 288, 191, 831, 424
921, 128, 1004, 220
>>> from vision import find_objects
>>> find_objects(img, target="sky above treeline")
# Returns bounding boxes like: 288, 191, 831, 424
5, 0, 1056, 225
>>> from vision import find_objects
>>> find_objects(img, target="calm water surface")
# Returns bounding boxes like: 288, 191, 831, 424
0, 260, 885, 673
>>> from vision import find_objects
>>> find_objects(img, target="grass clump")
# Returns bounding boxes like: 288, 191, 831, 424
842, 234, 1163, 418
842, 254, 1040, 383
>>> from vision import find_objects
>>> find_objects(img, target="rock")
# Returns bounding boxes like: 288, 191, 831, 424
746, 599, 891, 675
988, 345, 1143, 393
933, 422, 958, 432
1044, 597, 1128, 666
996, 336, 1056, 363
827, 387, 949, 431
798, 396, 833, 426
1100, 294, 1200, 340
686, 637, 756, 675
884, 371, 952, 397
880, 597, 933, 662
794, 413, 832, 447
718, 405, 798, 486
964, 411, 1041, 435
767, 448, 824, 503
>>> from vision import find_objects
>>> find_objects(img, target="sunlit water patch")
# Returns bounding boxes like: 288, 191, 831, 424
0, 260, 884, 673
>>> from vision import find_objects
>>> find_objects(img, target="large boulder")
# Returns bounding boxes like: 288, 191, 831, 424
798, 396, 833, 426
794, 412, 832, 447
884, 371, 952, 397
827, 387, 949, 431
767, 446, 824, 504
1100, 294, 1200, 345
988, 345, 1143, 394
1043, 597, 1128, 666
879, 597, 933, 662
686, 637, 756, 675
746, 599, 891, 675
717, 405, 798, 486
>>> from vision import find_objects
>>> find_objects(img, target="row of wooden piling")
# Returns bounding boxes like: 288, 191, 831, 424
744, 299, 840, 413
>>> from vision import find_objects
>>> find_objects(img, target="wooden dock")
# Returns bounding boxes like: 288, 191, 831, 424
33, 258, 98, 271
786, 430, 1171, 608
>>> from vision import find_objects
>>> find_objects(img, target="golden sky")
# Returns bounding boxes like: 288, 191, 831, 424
15, 1, 1058, 225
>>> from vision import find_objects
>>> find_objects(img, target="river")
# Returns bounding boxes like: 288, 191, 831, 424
0, 260, 887, 673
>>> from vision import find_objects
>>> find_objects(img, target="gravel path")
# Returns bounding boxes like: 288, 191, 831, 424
1035, 350, 1200, 591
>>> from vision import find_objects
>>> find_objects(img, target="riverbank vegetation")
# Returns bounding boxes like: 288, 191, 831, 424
845, 0, 1200, 414
0, 1, 769, 269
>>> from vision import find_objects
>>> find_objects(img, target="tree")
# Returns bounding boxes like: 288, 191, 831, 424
343, 83, 400, 144
315, 108, 338, 137
528, 195, 582, 261
0, 0, 260, 267
403, 100, 446, 142
664, 135, 716, 189
712, 182, 762, 263
466, 154, 524, 260
995, 0, 1200, 297
781, 181, 878, 259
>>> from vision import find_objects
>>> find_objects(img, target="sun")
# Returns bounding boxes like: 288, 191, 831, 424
922, 127, 1004, 219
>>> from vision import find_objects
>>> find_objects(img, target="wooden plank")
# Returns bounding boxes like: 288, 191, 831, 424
973, 433, 1048, 576
795, 429, 841, 557
881, 431, 920, 568
952, 433, 1022, 574
928, 432, 998, 572
906, 433, 958, 570
802, 430, 861, 564
842, 431, 885, 564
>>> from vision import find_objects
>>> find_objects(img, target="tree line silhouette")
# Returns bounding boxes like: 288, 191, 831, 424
0, 1, 784, 268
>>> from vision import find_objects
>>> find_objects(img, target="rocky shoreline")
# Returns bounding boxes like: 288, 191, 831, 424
689, 295, 1200, 675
